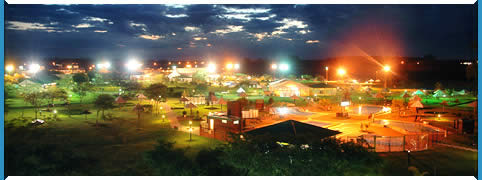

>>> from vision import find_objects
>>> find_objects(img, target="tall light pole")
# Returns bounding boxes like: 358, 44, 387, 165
383, 65, 391, 89
271, 64, 278, 80
325, 66, 329, 83
337, 68, 346, 80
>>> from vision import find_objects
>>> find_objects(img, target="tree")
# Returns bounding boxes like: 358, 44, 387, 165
73, 83, 93, 104
24, 91, 46, 120
43, 86, 68, 110
195, 83, 208, 95
434, 82, 443, 90
120, 81, 142, 95
72, 73, 89, 84
94, 94, 115, 126
144, 83, 168, 100
192, 69, 208, 83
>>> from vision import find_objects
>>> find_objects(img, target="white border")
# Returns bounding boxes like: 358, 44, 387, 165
4, 0, 478, 4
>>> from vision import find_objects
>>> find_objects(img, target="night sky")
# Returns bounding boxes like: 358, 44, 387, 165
5, 4, 477, 61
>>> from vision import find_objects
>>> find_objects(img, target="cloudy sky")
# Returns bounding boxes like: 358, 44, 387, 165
5, 4, 477, 61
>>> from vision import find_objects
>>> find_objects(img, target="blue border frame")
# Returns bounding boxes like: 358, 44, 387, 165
477, 0, 481, 178
1, 1, 5, 179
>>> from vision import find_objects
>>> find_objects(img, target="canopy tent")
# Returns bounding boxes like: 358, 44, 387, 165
400, 91, 411, 97
115, 96, 126, 104
237, 87, 246, 93
245, 120, 341, 144
412, 90, 425, 96
19, 79, 40, 87
411, 95, 422, 102
185, 102, 198, 115
218, 97, 227, 111
410, 100, 424, 108
168, 69, 181, 79
452, 90, 466, 96
433, 90, 447, 98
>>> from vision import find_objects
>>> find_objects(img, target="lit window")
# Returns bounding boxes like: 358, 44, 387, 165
233, 120, 239, 124
222, 120, 227, 124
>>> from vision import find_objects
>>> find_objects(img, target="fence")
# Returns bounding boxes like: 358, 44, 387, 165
345, 132, 445, 152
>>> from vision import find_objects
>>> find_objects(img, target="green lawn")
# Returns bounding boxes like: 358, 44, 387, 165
5, 94, 222, 175
380, 145, 477, 176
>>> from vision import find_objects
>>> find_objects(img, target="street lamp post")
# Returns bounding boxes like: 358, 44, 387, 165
383, 65, 391, 89
325, 66, 328, 83
271, 64, 278, 80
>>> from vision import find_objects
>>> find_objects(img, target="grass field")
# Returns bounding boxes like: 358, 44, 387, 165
380, 145, 477, 176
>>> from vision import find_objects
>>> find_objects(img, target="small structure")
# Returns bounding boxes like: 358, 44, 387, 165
218, 98, 227, 110
411, 95, 422, 102
412, 90, 425, 96
201, 114, 243, 141
236, 87, 246, 94
268, 79, 310, 97
308, 83, 337, 96
433, 89, 447, 98
185, 103, 198, 115
19, 79, 39, 87
244, 120, 341, 143
452, 89, 466, 96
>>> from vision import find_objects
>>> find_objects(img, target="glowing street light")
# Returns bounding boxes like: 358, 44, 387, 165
337, 68, 346, 77
383, 65, 391, 72
271, 64, 278, 70
325, 66, 329, 82
226, 63, 233, 70
279, 64, 289, 71
207, 63, 216, 73
126, 59, 142, 71
234, 64, 240, 70
97, 61, 111, 69
28, 63, 41, 74
5, 64, 14, 73
383, 65, 391, 89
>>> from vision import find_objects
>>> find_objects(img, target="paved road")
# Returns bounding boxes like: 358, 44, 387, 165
165, 104, 200, 135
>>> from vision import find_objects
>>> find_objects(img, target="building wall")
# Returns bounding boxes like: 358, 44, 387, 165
310, 88, 337, 96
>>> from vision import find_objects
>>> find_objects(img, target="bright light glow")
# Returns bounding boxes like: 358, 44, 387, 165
207, 63, 216, 73
53, 109, 57, 114
126, 59, 142, 71
234, 64, 240, 70
97, 61, 111, 69
28, 63, 41, 74
278, 107, 288, 115
337, 68, 346, 76
279, 64, 289, 71
189, 121, 192, 125
67, 65, 72, 69
325, 66, 328, 71
5, 65, 14, 72
382, 106, 392, 112
226, 63, 233, 70
438, 114, 441, 118
383, 65, 391, 72
271, 64, 278, 70
172, 65, 177, 69
186, 64, 192, 68
340, 101, 350, 107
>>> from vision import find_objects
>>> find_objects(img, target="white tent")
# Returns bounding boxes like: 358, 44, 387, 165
168, 69, 181, 79
412, 90, 425, 96
237, 87, 245, 93
433, 89, 447, 98
452, 90, 466, 96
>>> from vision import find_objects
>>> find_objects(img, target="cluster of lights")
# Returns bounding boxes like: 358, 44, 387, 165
225, 63, 240, 70
97, 61, 111, 69
271, 63, 289, 71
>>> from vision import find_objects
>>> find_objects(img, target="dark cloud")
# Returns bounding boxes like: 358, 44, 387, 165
5, 4, 477, 60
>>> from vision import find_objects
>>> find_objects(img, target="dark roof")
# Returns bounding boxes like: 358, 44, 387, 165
306, 83, 336, 88
245, 120, 340, 143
